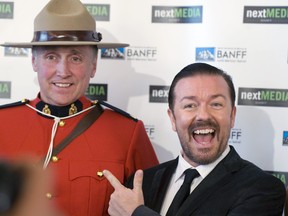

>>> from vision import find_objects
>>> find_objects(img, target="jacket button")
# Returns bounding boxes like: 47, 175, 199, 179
97, 171, 103, 177
59, 121, 65, 127
46, 193, 53, 199
51, 156, 59, 162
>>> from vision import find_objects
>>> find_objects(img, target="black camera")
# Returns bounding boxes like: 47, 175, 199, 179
0, 161, 24, 213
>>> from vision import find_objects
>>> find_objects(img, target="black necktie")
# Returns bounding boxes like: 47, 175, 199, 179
166, 169, 200, 216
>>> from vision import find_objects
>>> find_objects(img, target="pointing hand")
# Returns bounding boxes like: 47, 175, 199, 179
103, 169, 144, 216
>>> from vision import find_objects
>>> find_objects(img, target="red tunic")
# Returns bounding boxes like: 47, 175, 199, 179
0, 96, 159, 216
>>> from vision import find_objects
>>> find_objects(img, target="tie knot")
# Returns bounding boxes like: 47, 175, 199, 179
183, 169, 199, 184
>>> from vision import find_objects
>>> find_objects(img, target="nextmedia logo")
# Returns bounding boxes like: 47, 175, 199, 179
238, 87, 288, 107
149, 85, 169, 103
85, 83, 107, 101
243, 6, 288, 24
266, 170, 287, 186
152, 6, 202, 23
85, 4, 110, 21
0, 2, 13, 19
0, 81, 11, 98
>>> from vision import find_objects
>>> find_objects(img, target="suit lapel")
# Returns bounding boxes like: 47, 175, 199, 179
147, 158, 178, 212
177, 146, 243, 216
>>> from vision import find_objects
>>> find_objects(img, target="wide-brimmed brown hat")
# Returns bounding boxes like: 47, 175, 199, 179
1, 0, 129, 48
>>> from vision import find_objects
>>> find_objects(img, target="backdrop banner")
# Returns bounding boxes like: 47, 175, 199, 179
1, 0, 288, 186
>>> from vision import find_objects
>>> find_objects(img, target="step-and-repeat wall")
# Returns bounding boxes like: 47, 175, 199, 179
1, 0, 288, 185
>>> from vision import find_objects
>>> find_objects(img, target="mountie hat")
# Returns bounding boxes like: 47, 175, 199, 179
0, 0, 129, 48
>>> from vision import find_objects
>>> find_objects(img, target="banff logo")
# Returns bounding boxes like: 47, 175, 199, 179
238, 87, 288, 107
0, 81, 11, 98
196, 47, 247, 63
100, 48, 125, 60
4, 47, 29, 57
229, 128, 242, 144
283, 131, 288, 145
243, 6, 288, 24
152, 6, 203, 23
126, 47, 157, 61
0, 2, 13, 19
145, 125, 156, 140
196, 47, 215, 61
85, 4, 110, 21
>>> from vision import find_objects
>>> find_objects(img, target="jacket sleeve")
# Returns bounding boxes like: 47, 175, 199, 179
124, 120, 159, 179
132, 205, 160, 216
228, 174, 286, 215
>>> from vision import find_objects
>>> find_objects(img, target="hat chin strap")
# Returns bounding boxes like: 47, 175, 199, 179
32, 30, 102, 43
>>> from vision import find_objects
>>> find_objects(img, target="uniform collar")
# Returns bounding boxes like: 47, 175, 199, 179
36, 98, 83, 117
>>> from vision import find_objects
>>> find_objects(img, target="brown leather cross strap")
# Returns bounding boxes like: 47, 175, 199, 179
51, 102, 103, 157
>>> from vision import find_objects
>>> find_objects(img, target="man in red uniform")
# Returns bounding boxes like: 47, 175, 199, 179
0, 0, 159, 215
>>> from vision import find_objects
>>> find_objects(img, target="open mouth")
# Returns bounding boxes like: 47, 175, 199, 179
53, 83, 72, 88
193, 128, 215, 144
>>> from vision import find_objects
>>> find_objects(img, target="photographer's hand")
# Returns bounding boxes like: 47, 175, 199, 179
5, 160, 63, 216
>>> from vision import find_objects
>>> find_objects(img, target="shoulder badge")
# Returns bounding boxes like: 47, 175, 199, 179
97, 100, 138, 122
0, 99, 30, 109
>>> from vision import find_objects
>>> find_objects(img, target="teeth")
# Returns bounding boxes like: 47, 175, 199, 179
194, 129, 214, 134
55, 83, 71, 87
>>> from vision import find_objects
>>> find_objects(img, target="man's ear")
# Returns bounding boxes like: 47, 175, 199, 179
90, 57, 98, 78
31, 54, 38, 72
230, 106, 237, 128
167, 108, 177, 132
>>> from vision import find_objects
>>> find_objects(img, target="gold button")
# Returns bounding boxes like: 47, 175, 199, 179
59, 121, 65, 127
46, 193, 53, 199
97, 171, 103, 177
51, 156, 59, 162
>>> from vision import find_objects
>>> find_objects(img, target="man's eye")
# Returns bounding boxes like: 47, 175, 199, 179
71, 56, 81, 62
184, 104, 196, 109
46, 55, 56, 60
211, 103, 223, 108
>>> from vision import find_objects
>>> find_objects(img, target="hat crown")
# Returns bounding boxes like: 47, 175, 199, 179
1, 0, 129, 48
34, 0, 95, 31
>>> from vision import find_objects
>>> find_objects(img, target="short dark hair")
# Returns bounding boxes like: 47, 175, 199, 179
168, 62, 236, 110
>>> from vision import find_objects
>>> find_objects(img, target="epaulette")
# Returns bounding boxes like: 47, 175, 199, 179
97, 100, 138, 122
0, 99, 30, 109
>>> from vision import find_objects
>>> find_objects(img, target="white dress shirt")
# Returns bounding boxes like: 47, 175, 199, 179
160, 146, 230, 216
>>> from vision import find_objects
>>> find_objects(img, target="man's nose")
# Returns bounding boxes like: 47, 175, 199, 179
195, 105, 210, 120
56, 60, 71, 77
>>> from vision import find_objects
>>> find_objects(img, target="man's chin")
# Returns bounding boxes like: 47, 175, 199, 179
189, 150, 219, 165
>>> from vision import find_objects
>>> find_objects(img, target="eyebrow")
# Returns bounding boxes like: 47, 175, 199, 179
70, 49, 83, 55
38, 48, 85, 57
180, 94, 227, 102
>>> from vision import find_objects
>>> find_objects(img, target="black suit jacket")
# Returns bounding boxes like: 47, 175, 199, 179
126, 146, 286, 216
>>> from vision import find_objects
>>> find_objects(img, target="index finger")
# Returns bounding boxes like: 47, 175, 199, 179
103, 169, 123, 190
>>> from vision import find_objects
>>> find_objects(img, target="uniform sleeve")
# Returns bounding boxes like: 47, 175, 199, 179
124, 120, 159, 179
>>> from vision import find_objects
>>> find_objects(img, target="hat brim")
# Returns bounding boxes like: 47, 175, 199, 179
0, 41, 129, 48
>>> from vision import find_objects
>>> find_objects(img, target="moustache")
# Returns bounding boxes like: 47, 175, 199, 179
189, 120, 219, 134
